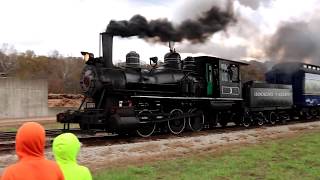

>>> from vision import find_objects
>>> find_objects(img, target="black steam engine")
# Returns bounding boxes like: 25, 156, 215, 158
57, 33, 320, 137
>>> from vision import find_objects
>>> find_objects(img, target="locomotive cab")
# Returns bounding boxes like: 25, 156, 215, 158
193, 56, 247, 99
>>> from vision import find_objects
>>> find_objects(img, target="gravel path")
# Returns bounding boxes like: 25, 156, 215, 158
1, 121, 320, 173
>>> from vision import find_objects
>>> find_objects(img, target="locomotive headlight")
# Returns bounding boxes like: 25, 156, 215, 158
84, 53, 90, 62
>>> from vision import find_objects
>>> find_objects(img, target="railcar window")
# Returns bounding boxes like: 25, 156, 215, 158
304, 73, 320, 95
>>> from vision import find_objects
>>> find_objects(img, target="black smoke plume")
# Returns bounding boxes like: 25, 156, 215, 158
106, 6, 235, 43
266, 19, 320, 64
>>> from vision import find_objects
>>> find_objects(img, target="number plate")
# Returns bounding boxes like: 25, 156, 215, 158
86, 102, 96, 109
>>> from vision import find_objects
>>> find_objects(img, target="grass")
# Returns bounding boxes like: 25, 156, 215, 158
94, 131, 320, 180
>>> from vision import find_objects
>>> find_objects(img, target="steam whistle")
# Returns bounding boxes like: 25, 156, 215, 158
169, 41, 175, 52
150, 56, 158, 68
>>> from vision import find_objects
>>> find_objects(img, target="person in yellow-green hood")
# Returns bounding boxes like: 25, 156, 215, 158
52, 133, 92, 180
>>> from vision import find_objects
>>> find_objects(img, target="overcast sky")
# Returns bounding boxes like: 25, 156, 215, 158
0, 0, 319, 63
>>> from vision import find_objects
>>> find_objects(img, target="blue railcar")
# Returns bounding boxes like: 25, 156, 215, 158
266, 62, 320, 109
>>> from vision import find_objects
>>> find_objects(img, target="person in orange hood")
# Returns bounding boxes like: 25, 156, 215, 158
1, 122, 64, 180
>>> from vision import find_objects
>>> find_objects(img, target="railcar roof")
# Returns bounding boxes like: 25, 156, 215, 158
269, 62, 320, 75
273, 62, 320, 70
194, 56, 249, 65
272, 62, 320, 69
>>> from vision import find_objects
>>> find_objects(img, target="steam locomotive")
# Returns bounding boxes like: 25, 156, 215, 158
57, 33, 320, 137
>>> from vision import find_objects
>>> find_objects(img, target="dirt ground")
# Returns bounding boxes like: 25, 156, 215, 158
48, 94, 83, 108
1, 121, 320, 174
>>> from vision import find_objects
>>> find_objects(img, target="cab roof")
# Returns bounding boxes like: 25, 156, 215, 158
194, 56, 249, 66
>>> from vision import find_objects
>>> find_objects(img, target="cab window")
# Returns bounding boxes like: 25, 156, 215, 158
220, 63, 239, 82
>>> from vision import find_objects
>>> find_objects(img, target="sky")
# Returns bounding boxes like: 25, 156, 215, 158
0, 0, 320, 64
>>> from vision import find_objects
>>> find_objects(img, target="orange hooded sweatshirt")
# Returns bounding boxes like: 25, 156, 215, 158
1, 122, 64, 180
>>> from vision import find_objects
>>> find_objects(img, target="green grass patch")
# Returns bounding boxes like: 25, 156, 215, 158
94, 131, 320, 180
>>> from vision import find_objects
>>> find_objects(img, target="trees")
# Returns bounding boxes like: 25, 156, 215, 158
48, 56, 84, 93
241, 60, 268, 82
0, 45, 271, 93
0, 44, 18, 75
0, 47, 84, 94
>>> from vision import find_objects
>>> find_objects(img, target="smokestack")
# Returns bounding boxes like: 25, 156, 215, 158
101, 33, 113, 68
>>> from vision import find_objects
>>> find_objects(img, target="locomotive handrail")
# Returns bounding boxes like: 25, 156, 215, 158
113, 89, 177, 95
131, 95, 243, 101
81, 108, 105, 111
138, 112, 203, 124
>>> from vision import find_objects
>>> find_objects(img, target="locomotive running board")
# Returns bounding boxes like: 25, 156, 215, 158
131, 95, 243, 101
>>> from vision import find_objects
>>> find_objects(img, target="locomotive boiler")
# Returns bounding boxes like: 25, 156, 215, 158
81, 34, 187, 98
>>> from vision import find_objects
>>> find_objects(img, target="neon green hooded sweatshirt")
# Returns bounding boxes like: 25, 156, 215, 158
52, 133, 92, 180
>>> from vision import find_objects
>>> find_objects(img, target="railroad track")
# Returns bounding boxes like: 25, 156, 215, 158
46, 118, 320, 148
0, 118, 319, 153
0, 129, 75, 152
0, 129, 81, 141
